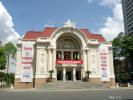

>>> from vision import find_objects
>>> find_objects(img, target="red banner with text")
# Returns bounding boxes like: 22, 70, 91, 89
56, 60, 83, 64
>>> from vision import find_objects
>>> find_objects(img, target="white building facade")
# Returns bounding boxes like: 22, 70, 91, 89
15, 21, 115, 88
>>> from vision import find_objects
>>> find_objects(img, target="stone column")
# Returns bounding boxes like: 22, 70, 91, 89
61, 51, 64, 60
71, 51, 73, 60
48, 48, 53, 71
87, 49, 91, 71
83, 49, 87, 78
48, 49, 51, 71
63, 67, 66, 81
52, 48, 56, 80
52, 49, 56, 69
109, 47, 115, 77
73, 67, 76, 81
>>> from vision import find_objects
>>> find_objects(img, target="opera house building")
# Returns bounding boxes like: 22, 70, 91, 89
14, 20, 115, 88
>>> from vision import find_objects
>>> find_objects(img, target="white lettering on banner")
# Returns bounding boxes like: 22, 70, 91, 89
20, 43, 33, 82
99, 46, 110, 81
56, 60, 83, 64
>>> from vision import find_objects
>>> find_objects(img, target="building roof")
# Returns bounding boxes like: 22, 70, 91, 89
23, 27, 106, 42
80, 29, 105, 42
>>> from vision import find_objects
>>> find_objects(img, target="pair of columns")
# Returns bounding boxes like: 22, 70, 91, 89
63, 67, 76, 81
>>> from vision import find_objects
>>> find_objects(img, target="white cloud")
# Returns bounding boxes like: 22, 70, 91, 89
98, 0, 124, 41
44, 24, 54, 27
100, 0, 121, 7
44, 19, 55, 27
0, 1, 20, 44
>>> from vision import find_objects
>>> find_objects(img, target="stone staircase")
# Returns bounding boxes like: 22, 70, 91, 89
42, 81, 107, 90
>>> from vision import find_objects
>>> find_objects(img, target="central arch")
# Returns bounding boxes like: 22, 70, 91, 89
56, 33, 82, 60
57, 33, 82, 50
50, 27, 88, 48
55, 29, 84, 81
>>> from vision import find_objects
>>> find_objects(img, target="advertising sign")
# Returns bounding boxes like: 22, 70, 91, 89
20, 43, 33, 82
99, 45, 110, 81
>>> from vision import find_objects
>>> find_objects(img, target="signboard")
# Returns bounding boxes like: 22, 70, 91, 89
99, 45, 110, 81
56, 60, 83, 64
20, 43, 33, 82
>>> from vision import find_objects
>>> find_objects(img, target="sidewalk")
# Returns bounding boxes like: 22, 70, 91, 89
110, 86, 133, 90
1, 86, 133, 92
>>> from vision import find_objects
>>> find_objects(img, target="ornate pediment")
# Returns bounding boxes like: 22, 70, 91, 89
63, 19, 76, 28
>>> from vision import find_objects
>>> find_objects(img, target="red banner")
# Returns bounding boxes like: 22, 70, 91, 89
56, 60, 83, 64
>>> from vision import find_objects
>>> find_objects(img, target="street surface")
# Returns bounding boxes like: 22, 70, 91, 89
0, 89, 133, 100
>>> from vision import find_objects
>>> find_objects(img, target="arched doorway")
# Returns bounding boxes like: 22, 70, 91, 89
56, 33, 83, 81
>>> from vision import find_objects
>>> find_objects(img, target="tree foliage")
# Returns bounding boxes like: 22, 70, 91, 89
121, 72, 131, 83
120, 35, 133, 58
112, 32, 124, 58
0, 42, 16, 88
0, 47, 6, 70
0, 72, 15, 88
113, 33, 133, 59
5, 73, 15, 85
112, 33, 133, 83
4, 42, 17, 57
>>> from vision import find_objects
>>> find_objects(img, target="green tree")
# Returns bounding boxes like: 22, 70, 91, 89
0, 72, 6, 88
0, 47, 6, 70
113, 33, 133, 83
5, 73, 15, 85
4, 42, 16, 73
0, 42, 16, 87
112, 33, 124, 82
121, 35, 133, 78
112, 32, 124, 57
4, 42, 17, 57
120, 35, 133, 59
121, 72, 131, 83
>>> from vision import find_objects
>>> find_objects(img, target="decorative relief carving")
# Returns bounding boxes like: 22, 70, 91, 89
40, 49, 45, 64
91, 53, 98, 74
92, 68, 96, 73
39, 49, 45, 73
41, 53, 45, 64
92, 55, 95, 64
40, 67, 45, 73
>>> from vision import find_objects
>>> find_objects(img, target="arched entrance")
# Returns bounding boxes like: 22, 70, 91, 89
56, 33, 83, 81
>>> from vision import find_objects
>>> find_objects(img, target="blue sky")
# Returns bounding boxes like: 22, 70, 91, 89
0, 0, 124, 43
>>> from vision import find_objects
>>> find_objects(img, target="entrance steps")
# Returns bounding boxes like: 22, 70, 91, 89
43, 81, 107, 90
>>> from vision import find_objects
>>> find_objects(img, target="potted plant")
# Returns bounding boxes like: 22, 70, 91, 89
48, 70, 54, 82
86, 70, 91, 79
83, 70, 91, 82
